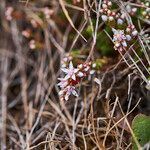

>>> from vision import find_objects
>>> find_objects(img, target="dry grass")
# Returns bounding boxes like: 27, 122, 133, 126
0, 0, 150, 149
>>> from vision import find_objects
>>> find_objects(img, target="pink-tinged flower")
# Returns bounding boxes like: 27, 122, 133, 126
5, 7, 14, 21
22, 30, 30, 38
112, 29, 126, 42
59, 86, 78, 101
126, 35, 132, 41
58, 60, 92, 101
117, 18, 124, 25
126, 25, 138, 37
65, 86, 78, 100
101, 15, 108, 22
57, 78, 68, 88
112, 28, 127, 51
61, 61, 79, 80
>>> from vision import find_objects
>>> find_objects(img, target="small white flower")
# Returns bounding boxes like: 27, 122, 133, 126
78, 64, 83, 69
115, 42, 120, 47
107, 10, 111, 15
77, 72, 84, 77
117, 18, 123, 25
84, 66, 90, 72
101, 15, 108, 22
90, 70, 95, 75
65, 86, 78, 100
102, 4, 107, 9
132, 30, 138, 36
92, 63, 96, 68
126, 27, 131, 32
132, 8, 137, 13
61, 61, 79, 80
121, 13, 125, 19
126, 5, 131, 13
109, 16, 114, 21
112, 28, 128, 51
112, 29, 126, 42
107, 1, 112, 6
126, 35, 131, 41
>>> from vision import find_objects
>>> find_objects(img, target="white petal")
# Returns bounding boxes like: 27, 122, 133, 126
112, 28, 117, 34
109, 16, 114, 21
92, 63, 96, 68
126, 35, 131, 41
84, 66, 90, 72
78, 72, 84, 77
78, 64, 83, 69
59, 90, 64, 95
115, 42, 120, 47
69, 61, 74, 69
65, 94, 69, 101
132, 8, 137, 13
72, 74, 76, 80
74, 68, 79, 73
64, 74, 71, 80
117, 18, 123, 25
61, 68, 69, 73
90, 70, 95, 75
126, 5, 131, 13
102, 4, 107, 9
61, 63, 66, 68
108, 1, 112, 6
132, 30, 138, 36
101, 15, 108, 22
57, 82, 63, 86
72, 90, 78, 97
122, 41, 127, 47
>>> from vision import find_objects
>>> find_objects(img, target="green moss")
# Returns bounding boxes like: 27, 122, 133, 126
96, 27, 114, 56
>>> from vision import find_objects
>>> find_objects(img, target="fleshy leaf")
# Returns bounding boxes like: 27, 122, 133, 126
132, 114, 150, 150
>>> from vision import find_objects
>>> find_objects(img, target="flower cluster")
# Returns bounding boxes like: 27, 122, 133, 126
58, 61, 91, 101
141, 1, 150, 19
125, 5, 137, 16
100, 0, 126, 25
112, 25, 138, 51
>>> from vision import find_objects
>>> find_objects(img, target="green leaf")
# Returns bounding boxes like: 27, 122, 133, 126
132, 114, 150, 150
